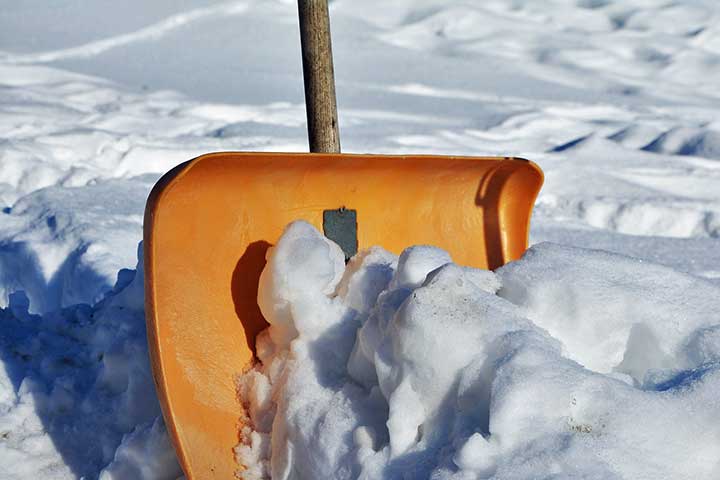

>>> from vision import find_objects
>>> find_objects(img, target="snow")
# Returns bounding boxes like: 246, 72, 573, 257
0, 247, 181, 479
0, 0, 719, 478
236, 221, 720, 479
498, 243, 720, 379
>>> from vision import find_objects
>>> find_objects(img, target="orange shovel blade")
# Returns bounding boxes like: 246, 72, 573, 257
143, 152, 543, 479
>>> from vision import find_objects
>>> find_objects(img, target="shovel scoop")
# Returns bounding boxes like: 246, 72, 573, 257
144, 152, 542, 478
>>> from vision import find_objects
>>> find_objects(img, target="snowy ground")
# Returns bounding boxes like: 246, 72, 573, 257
1, 0, 719, 478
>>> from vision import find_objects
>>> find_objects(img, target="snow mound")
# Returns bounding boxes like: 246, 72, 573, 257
643, 127, 720, 160
0, 244, 182, 480
498, 243, 720, 381
236, 221, 720, 480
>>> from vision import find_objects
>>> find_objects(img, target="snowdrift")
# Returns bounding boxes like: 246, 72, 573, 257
235, 222, 720, 479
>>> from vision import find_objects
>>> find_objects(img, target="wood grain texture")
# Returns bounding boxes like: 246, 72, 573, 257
298, 0, 341, 153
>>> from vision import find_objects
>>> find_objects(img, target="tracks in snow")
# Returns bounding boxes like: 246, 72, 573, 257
0, 1, 249, 65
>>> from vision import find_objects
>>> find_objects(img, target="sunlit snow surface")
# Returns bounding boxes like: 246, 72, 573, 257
237, 221, 720, 480
0, 0, 720, 478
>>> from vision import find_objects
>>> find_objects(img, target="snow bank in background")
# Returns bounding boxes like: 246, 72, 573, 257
0, 175, 158, 314
236, 222, 720, 480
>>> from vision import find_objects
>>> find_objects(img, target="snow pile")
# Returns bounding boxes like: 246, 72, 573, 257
236, 221, 720, 480
0, 244, 182, 480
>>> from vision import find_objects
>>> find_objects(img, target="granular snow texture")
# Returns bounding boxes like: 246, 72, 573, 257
235, 221, 720, 480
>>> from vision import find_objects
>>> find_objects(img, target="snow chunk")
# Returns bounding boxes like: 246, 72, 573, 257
257, 220, 346, 347
389, 245, 451, 290
497, 242, 720, 383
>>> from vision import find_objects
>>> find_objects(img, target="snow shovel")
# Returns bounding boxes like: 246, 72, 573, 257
143, 1, 543, 478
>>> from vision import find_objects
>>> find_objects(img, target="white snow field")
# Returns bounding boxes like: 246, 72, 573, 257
0, 0, 719, 478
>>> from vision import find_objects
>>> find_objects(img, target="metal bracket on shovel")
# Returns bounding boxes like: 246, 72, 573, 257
323, 207, 358, 261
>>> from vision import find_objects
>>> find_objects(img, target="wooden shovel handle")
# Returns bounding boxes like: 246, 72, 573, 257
298, 0, 341, 153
